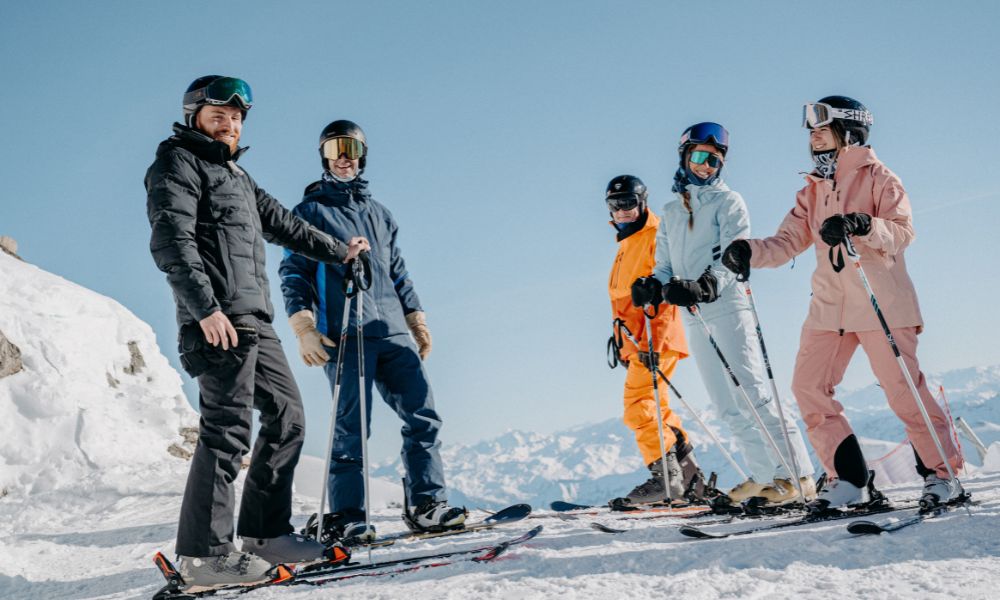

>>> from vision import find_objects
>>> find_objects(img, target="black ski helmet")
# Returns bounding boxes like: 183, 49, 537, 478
182, 75, 253, 127
319, 119, 367, 172
606, 174, 648, 214
811, 95, 872, 146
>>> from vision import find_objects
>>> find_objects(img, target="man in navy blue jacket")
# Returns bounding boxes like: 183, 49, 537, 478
280, 120, 464, 540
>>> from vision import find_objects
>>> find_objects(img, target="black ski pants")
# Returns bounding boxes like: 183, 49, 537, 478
175, 315, 305, 557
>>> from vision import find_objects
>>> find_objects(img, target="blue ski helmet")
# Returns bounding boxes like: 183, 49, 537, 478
674, 122, 729, 191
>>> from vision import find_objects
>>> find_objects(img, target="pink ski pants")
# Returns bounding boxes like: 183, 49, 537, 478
791, 326, 961, 479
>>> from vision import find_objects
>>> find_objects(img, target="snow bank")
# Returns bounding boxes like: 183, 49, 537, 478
0, 252, 196, 497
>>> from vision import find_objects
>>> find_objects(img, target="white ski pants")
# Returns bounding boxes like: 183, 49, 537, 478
684, 307, 814, 482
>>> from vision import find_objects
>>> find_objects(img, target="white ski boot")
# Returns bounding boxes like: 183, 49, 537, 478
920, 473, 965, 509
342, 521, 377, 542
403, 499, 467, 533
176, 551, 272, 591
806, 477, 868, 513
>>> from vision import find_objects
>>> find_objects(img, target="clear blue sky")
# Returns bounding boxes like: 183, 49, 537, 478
3, 1, 998, 463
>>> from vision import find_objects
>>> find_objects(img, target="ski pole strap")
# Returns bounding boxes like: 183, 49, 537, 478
643, 303, 659, 319
343, 251, 373, 296
829, 245, 846, 273
606, 335, 619, 369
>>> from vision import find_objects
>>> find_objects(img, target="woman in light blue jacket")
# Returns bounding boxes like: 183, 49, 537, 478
653, 122, 815, 504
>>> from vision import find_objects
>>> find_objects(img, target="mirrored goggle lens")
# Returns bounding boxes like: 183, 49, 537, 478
802, 103, 832, 128
606, 194, 640, 212
689, 150, 723, 168
322, 137, 366, 160
202, 77, 253, 109
680, 122, 729, 149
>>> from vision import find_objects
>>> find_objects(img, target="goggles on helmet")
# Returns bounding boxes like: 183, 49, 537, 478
688, 150, 724, 168
322, 137, 366, 161
606, 193, 642, 212
679, 122, 729, 153
184, 77, 254, 111
802, 102, 873, 129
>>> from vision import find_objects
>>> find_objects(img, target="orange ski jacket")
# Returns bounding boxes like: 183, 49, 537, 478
608, 211, 688, 363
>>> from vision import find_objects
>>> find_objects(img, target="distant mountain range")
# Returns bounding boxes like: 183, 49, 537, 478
374, 364, 1000, 509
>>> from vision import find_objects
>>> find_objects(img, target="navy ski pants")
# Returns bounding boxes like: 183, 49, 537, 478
321, 333, 446, 517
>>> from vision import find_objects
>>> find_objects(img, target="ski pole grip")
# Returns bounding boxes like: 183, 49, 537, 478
353, 250, 373, 291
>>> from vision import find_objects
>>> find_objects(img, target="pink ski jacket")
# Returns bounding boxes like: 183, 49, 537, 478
747, 146, 923, 332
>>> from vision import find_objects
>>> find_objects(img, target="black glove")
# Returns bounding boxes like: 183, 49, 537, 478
637, 350, 659, 371
663, 271, 719, 307
721, 240, 752, 280
819, 213, 872, 247
631, 276, 663, 307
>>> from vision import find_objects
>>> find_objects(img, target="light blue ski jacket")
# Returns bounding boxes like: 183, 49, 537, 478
652, 179, 750, 320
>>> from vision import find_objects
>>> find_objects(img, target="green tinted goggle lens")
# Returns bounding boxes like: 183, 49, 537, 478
689, 150, 723, 168
202, 77, 253, 109
322, 137, 366, 160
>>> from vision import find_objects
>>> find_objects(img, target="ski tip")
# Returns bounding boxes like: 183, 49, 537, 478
678, 526, 723, 540
846, 520, 885, 535
590, 522, 626, 534
550, 501, 590, 512
486, 503, 533, 522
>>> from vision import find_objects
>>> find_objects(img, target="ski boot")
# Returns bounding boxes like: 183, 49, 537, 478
725, 479, 770, 503
920, 473, 969, 512
611, 453, 685, 510
302, 509, 376, 545
807, 470, 886, 515
757, 475, 818, 506
241, 532, 327, 565
174, 551, 273, 592
402, 497, 467, 533
674, 440, 722, 505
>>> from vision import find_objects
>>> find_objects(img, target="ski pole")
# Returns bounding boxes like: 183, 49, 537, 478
738, 279, 807, 505
685, 301, 800, 496
315, 261, 360, 543
352, 253, 374, 560
836, 238, 962, 499
615, 319, 748, 481
640, 303, 675, 501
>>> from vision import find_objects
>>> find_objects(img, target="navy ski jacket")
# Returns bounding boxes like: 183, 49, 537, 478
279, 177, 421, 338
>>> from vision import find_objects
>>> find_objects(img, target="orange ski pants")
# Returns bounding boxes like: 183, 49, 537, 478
623, 350, 687, 466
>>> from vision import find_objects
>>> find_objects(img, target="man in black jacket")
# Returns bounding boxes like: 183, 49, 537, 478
145, 75, 369, 589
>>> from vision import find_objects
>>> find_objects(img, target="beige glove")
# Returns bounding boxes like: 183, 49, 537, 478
405, 311, 432, 360
289, 310, 335, 366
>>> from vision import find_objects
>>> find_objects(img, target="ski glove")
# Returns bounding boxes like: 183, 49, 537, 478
663, 271, 719, 307
630, 276, 663, 307
722, 240, 752, 280
289, 310, 335, 367
405, 311, 432, 360
820, 213, 872, 247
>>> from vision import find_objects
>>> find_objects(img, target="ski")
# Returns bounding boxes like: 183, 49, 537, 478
152, 525, 542, 598
547, 500, 711, 518
846, 498, 974, 536
306, 503, 532, 548
678, 501, 917, 540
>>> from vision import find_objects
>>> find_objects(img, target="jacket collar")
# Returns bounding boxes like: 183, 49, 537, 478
681, 177, 730, 210
611, 209, 657, 242
170, 122, 248, 164
804, 145, 879, 183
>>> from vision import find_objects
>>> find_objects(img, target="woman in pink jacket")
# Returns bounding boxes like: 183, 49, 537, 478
721, 95, 963, 512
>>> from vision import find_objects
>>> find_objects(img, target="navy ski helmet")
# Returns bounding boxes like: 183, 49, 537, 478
182, 75, 253, 127
606, 174, 648, 214
319, 119, 367, 172
674, 122, 729, 191
803, 95, 873, 146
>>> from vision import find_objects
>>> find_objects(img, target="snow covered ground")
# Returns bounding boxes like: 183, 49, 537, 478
3, 253, 1000, 599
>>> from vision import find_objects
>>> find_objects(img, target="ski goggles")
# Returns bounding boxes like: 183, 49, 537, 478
679, 122, 729, 151
183, 77, 254, 110
321, 137, 366, 160
688, 150, 724, 168
802, 102, 874, 129
606, 193, 642, 212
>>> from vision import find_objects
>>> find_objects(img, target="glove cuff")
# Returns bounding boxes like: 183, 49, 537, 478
405, 311, 427, 329
289, 310, 318, 337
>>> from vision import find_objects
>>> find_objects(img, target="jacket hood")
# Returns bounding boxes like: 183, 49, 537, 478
303, 175, 372, 207
167, 122, 248, 164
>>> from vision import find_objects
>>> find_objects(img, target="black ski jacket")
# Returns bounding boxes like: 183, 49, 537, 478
146, 123, 349, 327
